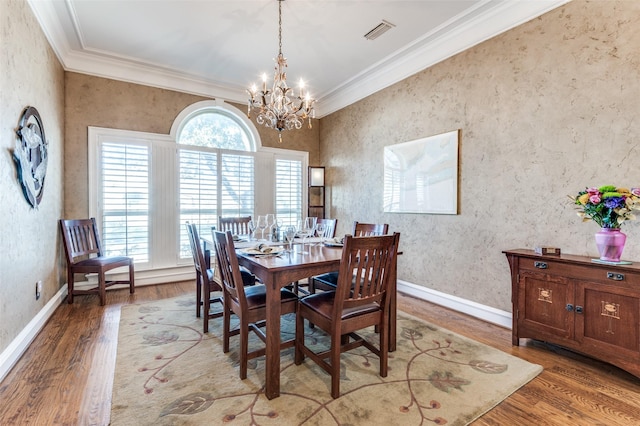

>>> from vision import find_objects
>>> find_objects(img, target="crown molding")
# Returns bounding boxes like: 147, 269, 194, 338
63, 49, 246, 103
28, 0, 570, 117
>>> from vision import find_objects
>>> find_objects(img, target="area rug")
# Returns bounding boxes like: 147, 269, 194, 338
110, 295, 542, 425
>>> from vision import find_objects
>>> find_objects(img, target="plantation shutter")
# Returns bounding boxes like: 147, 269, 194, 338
101, 142, 150, 262
275, 158, 302, 226
220, 153, 255, 218
179, 149, 218, 258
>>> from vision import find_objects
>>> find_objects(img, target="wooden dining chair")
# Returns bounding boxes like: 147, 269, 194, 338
308, 221, 389, 295
212, 230, 298, 380
59, 218, 135, 306
295, 233, 400, 398
218, 216, 252, 236
186, 222, 224, 333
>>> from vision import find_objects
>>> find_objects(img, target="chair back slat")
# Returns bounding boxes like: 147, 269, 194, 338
318, 218, 338, 238
334, 233, 400, 315
185, 222, 206, 276
352, 221, 389, 237
218, 216, 252, 236
60, 218, 103, 263
212, 230, 248, 311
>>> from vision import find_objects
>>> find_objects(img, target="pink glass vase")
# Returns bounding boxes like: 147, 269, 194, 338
594, 228, 626, 262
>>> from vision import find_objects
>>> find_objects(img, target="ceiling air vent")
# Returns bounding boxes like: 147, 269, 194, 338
364, 20, 395, 40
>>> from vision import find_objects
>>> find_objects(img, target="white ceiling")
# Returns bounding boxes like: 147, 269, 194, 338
28, 0, 568, 117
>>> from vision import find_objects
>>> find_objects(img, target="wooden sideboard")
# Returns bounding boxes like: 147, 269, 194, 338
504, 249, 640, 379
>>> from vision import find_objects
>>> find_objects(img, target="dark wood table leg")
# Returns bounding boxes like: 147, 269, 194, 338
264, 275, 281, 399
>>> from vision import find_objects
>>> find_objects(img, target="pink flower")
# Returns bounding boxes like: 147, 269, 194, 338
587, 187, 600, 195
632, 188, 640, 197
589, 194, 601, 204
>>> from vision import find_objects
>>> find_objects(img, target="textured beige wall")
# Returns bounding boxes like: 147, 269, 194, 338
321, 0, 640, 312
64, 73, 319, 219
0, 0, 65, 352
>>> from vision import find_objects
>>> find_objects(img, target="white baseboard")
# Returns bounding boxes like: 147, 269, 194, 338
0, 285, 68, 383
397, 280, 513, 329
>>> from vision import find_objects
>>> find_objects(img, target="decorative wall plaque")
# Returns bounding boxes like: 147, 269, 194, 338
14, 106, 48, 208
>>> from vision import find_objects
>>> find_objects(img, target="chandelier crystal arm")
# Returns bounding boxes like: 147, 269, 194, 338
246, 0, 316, 143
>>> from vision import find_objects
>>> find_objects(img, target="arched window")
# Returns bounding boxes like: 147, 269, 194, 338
171, 99, 259, 151
178, 111, 252, 150
173, 101, 260, 257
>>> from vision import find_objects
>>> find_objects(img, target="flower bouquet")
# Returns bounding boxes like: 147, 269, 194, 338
573, 185, 640, 228
572, 186, 640, 262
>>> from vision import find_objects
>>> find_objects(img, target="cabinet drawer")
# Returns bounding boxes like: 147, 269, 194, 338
517, 258, 562, 273
518, 258, 640, 288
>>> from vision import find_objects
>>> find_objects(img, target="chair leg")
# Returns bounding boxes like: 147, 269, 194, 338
129, 263, 135, 294
196, 272, 202, 318
223, 297, 231, 353
67, 270, 74, 304
307, 280, 316, 329
239, 318, 249, 380
295, 310, 305, 365
380, 315, 389, 377
98, 274, 106, 306
203, 280, 210, 333
330, 328, 342, 399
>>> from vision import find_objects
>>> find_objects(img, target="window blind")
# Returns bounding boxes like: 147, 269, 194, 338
101, 142, 149, 262
179, 149, 218, 258
220, 153, 255, 218
275, 159, 302, 226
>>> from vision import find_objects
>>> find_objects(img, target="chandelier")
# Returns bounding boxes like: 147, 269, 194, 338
247, 0, 315, 143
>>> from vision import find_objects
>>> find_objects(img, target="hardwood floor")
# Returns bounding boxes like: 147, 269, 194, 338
1, 283, 639, 425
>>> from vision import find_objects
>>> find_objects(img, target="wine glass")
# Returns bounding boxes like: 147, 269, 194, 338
296, 219, 308, 253
283, 225, 297, 252
307, 216, 317, 243
265, 213, 275, 241
256, 215, 268, 241
298, 217, 316, 253
315, 222, 326, 245
247, 220, 256, 241
275, 217, 284, 241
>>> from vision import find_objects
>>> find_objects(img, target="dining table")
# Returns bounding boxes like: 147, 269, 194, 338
201, 235, 398, 400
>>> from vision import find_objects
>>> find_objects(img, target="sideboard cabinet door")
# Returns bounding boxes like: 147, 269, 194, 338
518, 270, 574, 341
576, 282, 640, 355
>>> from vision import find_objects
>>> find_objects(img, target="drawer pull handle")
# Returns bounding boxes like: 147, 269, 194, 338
534, 261, 548, 269
566, 304, 574, 312
607, 272, 625, 281
575, 305, 583, 314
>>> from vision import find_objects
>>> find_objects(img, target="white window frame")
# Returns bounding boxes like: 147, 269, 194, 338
88, 100, 308, 283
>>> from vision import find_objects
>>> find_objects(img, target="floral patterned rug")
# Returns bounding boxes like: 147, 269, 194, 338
111, 295, 542, 425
